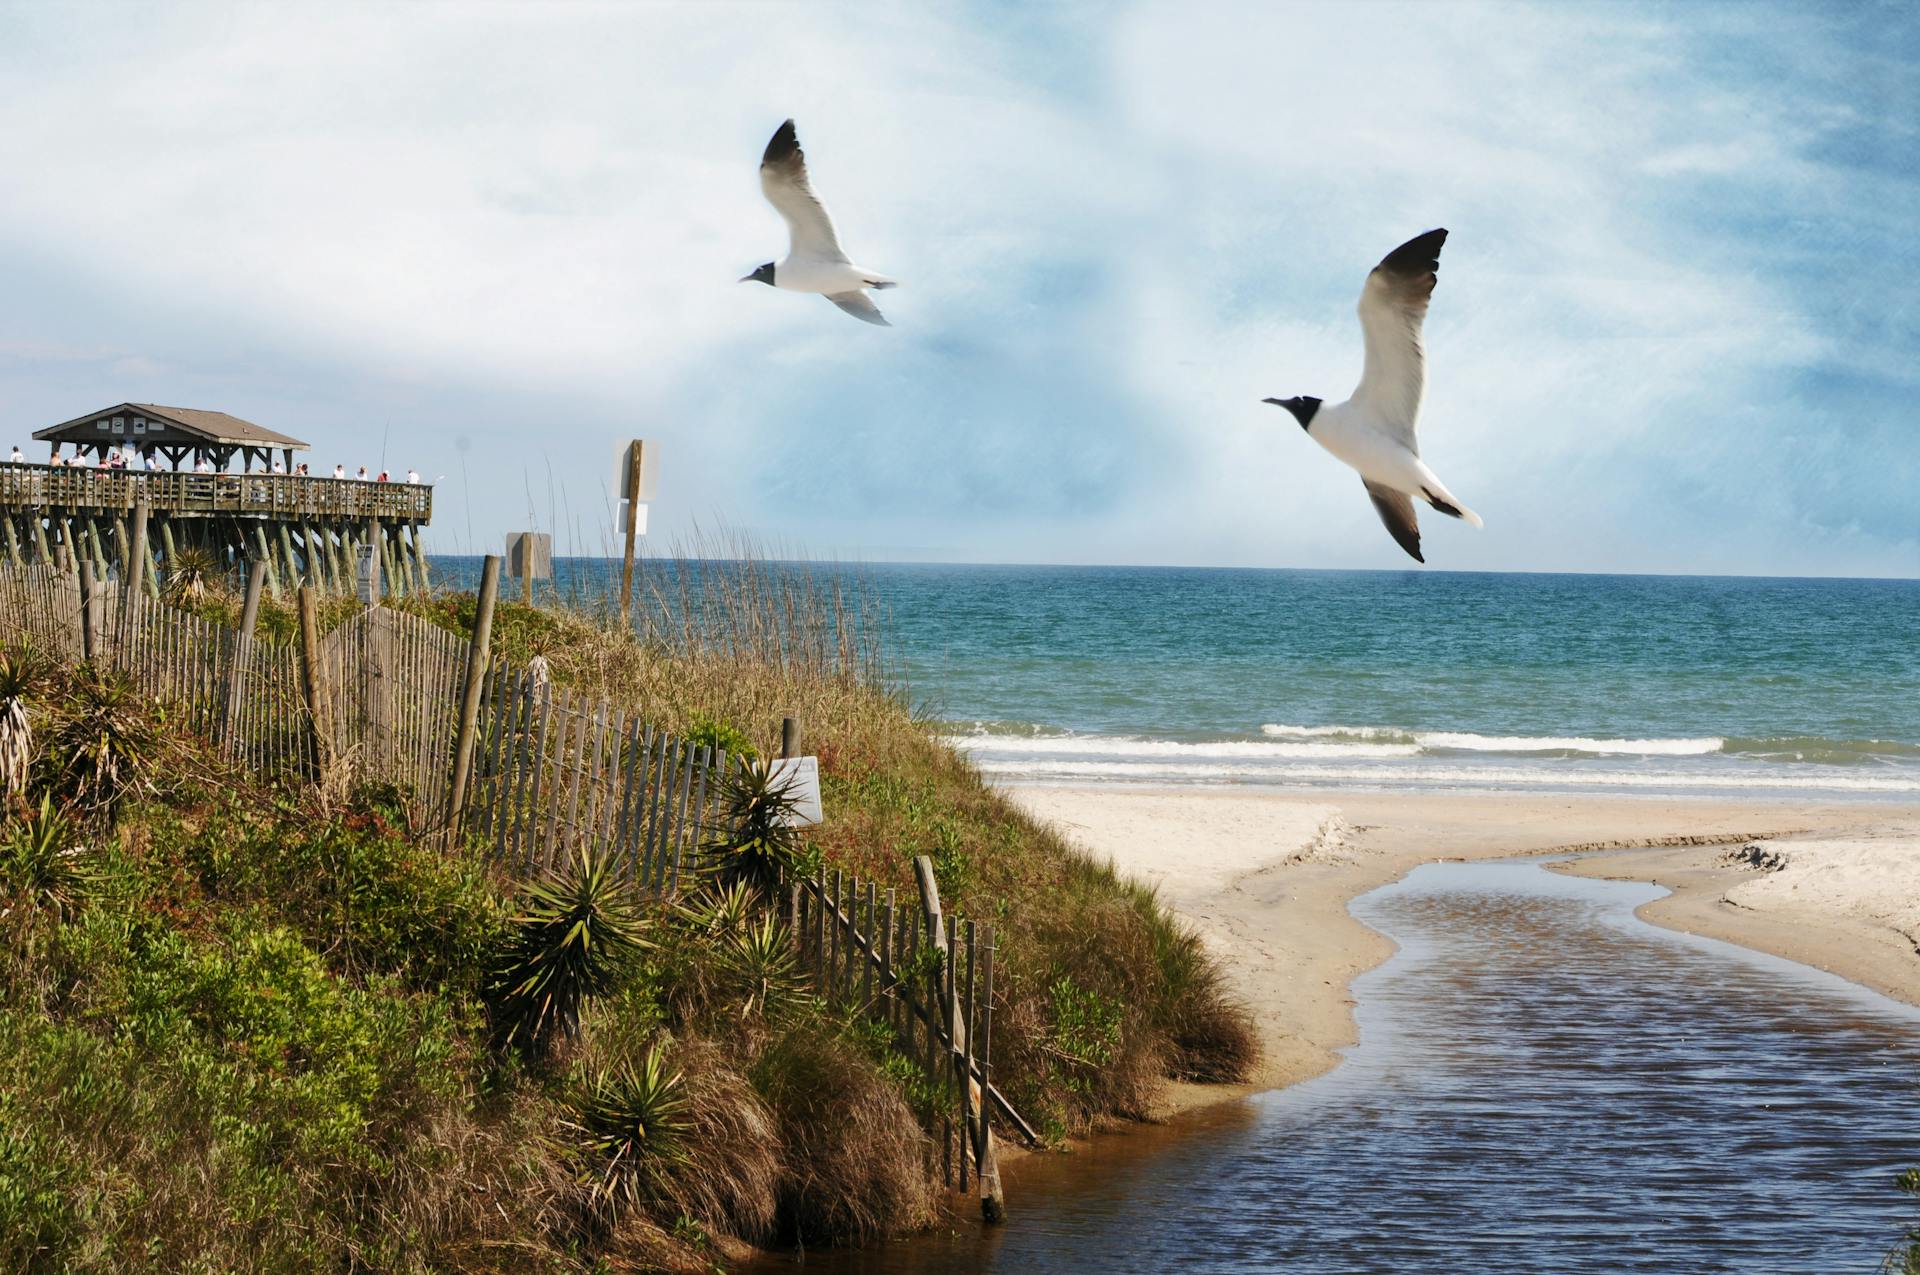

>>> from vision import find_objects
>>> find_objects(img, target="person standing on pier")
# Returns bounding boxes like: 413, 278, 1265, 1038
406, 468, 419, 484
8, 447, 21, 464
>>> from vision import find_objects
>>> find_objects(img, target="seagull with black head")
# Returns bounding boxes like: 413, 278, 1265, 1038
741, 119, 898, 326
1266, 229, 1482, 563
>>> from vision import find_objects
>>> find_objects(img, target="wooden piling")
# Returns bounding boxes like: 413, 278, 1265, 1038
76, 559, 101, 662
296, 583, 330, 776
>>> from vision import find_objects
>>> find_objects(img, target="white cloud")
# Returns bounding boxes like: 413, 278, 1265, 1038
0, 1, 1910, 575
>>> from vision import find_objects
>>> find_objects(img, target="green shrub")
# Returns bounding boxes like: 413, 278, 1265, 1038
684, 713, 757, 764
3, 913, 473, 1270
717, 913, 807, 1022
1047, 974, 1122, 1087
184, 801, 506, 995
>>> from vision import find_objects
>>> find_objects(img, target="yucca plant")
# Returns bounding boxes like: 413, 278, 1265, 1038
162, 545, 220, 603
675, 879, 756, 939
0, 650, 35, 800
51, 668, 158, 818
719, 912, 807, 1022
703, 756, 806, 898
567, 1044, 689, 1213
492, 842, 651, 1057
0, 795, 90, 922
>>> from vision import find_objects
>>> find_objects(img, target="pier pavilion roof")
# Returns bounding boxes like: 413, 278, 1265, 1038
33, 403, 308, 470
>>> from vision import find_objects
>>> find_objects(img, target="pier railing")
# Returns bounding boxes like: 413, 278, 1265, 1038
0, 461, 432, 522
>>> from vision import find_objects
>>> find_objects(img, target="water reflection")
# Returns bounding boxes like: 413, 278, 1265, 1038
757, 860, 1920, 1273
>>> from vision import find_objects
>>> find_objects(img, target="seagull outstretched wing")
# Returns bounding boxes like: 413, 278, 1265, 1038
759, 119, 849, 265
1353, 228, 1447, 445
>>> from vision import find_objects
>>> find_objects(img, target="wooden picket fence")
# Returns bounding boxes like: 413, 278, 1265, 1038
466, 664, 725, 888
317, 605, 468, 812
0, 559, 735, 893
0, 563, 82, 661
791, 857, 1038, 1217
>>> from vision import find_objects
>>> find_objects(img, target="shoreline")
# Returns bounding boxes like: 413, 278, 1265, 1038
998, 784, 1920, 1120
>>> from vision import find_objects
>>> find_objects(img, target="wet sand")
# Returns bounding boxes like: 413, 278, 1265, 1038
1002, 786, 1920, 1115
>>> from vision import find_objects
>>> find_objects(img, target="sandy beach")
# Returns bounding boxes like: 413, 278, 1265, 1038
1002, 785, 1920, 1114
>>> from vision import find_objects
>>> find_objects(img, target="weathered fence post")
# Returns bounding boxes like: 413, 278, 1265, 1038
913, 854, 1006, 1223
780, 715, 798, 760
219, 560, 267, 749
296, 583, 331, 777
446, 553, 503, 828
75, 559, 101, 662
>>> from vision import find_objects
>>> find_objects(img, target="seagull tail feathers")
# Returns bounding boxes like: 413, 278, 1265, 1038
1422, 486, 1484, 529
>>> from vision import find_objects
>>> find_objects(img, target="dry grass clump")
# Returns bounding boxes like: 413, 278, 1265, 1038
564, 1031, 783, 1251
751, 1024, 934, 1246
1151, 916, 1260, 1083
401, 530, 907, 773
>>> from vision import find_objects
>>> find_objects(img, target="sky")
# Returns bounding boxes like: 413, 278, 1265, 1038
0, 1, 1914, 577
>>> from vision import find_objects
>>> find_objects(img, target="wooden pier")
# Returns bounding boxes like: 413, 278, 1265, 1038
0, 463, 433, 598
6, 400, 434, 598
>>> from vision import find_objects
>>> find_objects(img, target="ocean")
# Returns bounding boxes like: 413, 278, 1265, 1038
430, 559, 1920, 800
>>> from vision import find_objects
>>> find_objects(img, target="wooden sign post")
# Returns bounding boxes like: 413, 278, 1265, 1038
505, 531, 552, 604
615, 439, 656, 625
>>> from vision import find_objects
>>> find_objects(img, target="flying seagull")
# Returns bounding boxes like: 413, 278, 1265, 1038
741, 119, 897, 326
1265, 228, 1482, 563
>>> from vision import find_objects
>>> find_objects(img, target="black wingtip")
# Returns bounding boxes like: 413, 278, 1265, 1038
762, 118, 800, 165
1379, 228, 1448, 276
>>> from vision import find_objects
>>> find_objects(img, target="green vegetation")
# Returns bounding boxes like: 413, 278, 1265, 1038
1894, 1168, 1920, 1274
493, 843, 654, 1057
0, 558, 1254, 1270
705, 756, 812, 896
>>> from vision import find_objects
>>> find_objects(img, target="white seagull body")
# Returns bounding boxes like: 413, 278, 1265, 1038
1266, 228, 1482, 563
743, 119, 896, 325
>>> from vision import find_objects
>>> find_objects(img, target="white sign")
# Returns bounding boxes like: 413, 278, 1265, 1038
619, 500, 649, 536
355, 543, 378, 604
769, 756, 823, 827
614, 439, 659, 502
